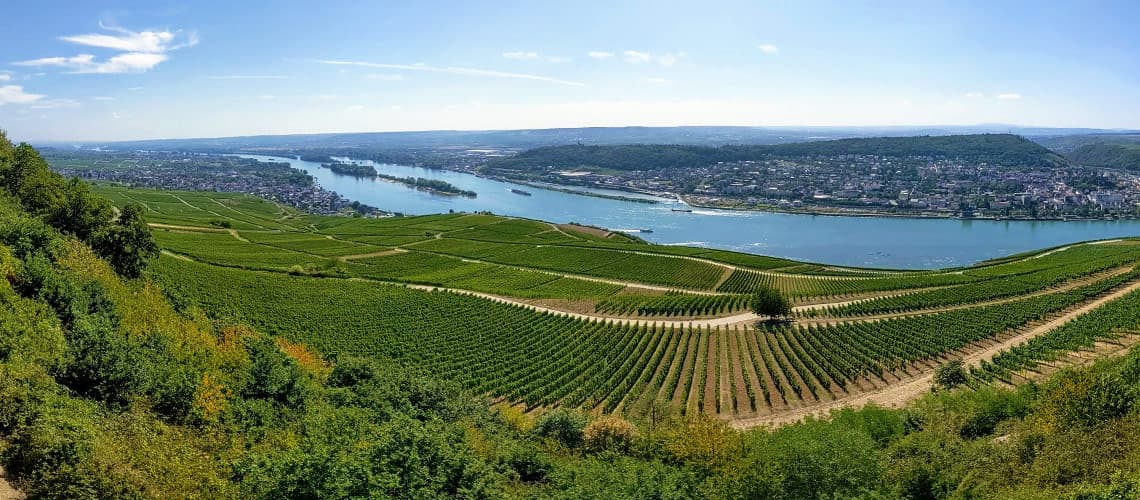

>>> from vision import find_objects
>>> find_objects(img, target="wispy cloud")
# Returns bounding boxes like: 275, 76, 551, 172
257, 94, 276, 100
587, 51, 614, 60
503, 51, 570, 63
313, 59, 585, 87
366, 73, 405, 81
205, 75, 288, 80
92, 96, 115, 101
0, 74, 10, 82
997, 93, 1022, 100
623, 50, 652, 64
127, 86, 143, 91
503, 51, 540, 60
964, 92, 984, 98
757, 44, 779, 54
0, 85, 44, 105
29, 98, 81, 110
645, 77, 672, 84
344, 104, 365, 112
622, 50, 684, 67
13, 24, 197, 74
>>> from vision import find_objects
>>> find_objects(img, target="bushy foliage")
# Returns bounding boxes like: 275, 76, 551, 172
934, 359, 967, 390
532, 408, 587, 448
583, 415, 638, 454
750, 285, 792, 319
0, 132, 157, 279
91, 203, 159, 278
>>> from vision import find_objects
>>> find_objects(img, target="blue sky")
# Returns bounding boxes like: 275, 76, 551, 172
1, 0, 1138, 141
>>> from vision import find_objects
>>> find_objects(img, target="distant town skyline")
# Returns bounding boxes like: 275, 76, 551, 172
2, 0, 1139, 141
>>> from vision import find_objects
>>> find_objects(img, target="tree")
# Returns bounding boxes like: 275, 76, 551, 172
933, 360, 967, 391
48, 178, 113, 241
91, 203, 159, 279
532, 408, 587, 448
750, 286, 792, 320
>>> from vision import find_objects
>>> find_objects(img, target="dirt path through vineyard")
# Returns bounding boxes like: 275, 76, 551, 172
730, 276, 1140, 429
0, 466, 22, 500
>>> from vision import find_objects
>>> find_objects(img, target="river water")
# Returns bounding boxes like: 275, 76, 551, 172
238, 155, 1140, 269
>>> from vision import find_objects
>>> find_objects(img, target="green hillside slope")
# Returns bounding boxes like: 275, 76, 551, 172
483, 134, 1067, 173
4, 133, 1140, 498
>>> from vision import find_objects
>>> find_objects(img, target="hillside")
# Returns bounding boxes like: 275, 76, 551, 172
483, 134, 1067, 173
6, 133, 1140, 496
1066, 143, 1140, 171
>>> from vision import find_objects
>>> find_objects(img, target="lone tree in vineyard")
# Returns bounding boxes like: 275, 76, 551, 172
751, 286, 792, 321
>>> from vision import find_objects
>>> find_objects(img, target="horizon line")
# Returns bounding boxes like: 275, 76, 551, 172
24, 123, 1140, 144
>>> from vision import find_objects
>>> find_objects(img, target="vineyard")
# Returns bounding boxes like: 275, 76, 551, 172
156, 253, 1140, 420
594, 292, 751, 317
98, 185, 1140, 422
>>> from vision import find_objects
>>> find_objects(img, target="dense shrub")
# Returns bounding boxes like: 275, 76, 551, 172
583, 415, 638, 454
532, 409, 587, 449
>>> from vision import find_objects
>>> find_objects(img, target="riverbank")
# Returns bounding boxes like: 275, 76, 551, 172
234, 153, 1140, 269
679, 195, 1137, 222
473, 175, 662, 204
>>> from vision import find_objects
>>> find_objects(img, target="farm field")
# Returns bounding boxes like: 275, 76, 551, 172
111, 185, 1140, 423
98, 185, 1140, 314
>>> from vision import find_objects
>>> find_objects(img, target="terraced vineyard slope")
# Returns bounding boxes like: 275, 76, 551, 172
107, 185, 1140, 423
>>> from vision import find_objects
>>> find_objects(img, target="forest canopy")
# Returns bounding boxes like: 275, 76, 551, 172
483, 134, 1068, 173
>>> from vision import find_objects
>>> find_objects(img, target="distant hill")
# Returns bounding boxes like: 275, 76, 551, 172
52, 125, 1132, 153
482, 134, 1068, 173
1032, 133, 1140, 153
1066, 143, 1140, 171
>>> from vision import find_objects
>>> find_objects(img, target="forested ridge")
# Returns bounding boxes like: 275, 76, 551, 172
483, 133, 1067, 172
4, 132, 1140, 498
1067, 143, 1140, 171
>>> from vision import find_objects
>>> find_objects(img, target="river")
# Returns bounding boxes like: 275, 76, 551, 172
237, 155, 1140, 269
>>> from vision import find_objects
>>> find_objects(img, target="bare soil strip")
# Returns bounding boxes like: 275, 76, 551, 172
338, 248, 407, 261
0, 466, 22, 500
730, 277, 1140, 429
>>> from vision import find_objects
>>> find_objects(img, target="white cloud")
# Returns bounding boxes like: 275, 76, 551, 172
366, 73, 405, 81
14, 24, 196, 74
344, 104, 365, 112
503, 51, 540, 60
127, 86, 143, 91
111, 112, 121, 119
587, 51, 613, 59
622, 50, 683, 67
29, 98, 81, 110
758, 44, 779, 54
0, 85, 44, 105
389, 105, 403, 111
313, 59, 585, 87
964, 92, 984, 98
997, 93, 1022, 100
645, 77, 672, 84
503, 52, 569, 63
0, 74, 10, 82
205, 75, 288, 80
15, 51, 168, 74
623, 50, 652, 64
92, 96, 115, 101
257, 94, 276, 100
